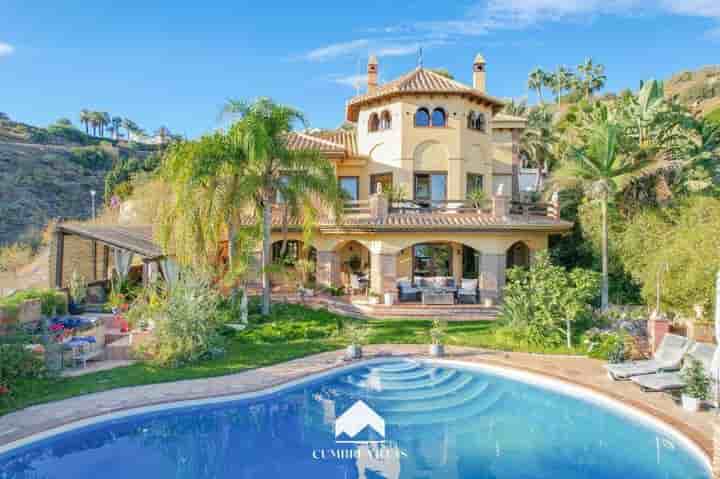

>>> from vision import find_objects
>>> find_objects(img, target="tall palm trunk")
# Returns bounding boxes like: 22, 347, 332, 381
537, 88, 544, 105
600, 195, 609, 310
262, 197, 272, 316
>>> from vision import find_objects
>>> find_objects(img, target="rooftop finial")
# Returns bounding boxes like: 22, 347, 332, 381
417, 47, 423, 68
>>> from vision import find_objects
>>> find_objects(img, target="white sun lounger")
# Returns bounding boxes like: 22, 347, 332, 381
631, 342, 718, 392
604, 334, 691, 381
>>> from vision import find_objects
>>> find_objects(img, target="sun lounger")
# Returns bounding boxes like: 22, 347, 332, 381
604, 333, 691, 381
632, 342, 718, 392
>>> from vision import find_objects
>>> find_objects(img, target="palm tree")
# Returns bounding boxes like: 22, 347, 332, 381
89, 112, 101, 137
553, 66, 575, 104
502, 98, 529, 117
80, 109, 91, 134
111, 116, 122, 140
122, 118, 139, 141
99, 112, 111, 137
155, 126, 171, 144
554, 122, 649, 309
221, 97, 344, 316
578, 58, 607, 100
528, 68, 547, 105
521, 107, 557, 189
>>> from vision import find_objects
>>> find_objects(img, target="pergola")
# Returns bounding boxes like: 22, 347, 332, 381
52, 223, 165, 289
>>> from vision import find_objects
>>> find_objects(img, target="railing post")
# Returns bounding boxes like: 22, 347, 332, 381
492, 188, 510, 218
369, 193, 389, 220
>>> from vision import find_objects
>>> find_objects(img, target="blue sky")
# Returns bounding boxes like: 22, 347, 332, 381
1, 1, 719, 138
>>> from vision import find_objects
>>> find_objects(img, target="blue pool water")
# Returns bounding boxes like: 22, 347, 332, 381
0, 360, 710, 478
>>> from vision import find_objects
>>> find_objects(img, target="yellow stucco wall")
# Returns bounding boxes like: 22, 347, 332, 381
353, 94, 514, 200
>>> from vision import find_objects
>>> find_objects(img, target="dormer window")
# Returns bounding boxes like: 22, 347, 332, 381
368, 113, 380, 132
467, 111, 486, 132
431, 108, 447, 127
380, 110, 392, 130
414, 107, 430, 127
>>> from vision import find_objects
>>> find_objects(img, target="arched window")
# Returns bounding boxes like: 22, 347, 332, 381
506, 242, 530, 269
414, 108, 430, 127
380, 110, 392, 130
431, 108, 446, 127
368, 113, 380, 132
467, 111, 487, 132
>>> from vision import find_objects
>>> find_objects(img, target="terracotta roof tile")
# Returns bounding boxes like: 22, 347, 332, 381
346, 67, 505, 121
285, 130, 358, 158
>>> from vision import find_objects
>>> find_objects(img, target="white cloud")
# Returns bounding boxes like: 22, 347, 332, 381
661, 0, 720, 19
331, 74, 367, 88
303, 39, 370, 62
0, 42, 14, 57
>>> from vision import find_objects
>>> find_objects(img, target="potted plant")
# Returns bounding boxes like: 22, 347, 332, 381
368, 292, 381, 305
68, 270, 87, 315
680, 358, 710, 412
345, 321, 369, 360
429, 319, 448, 357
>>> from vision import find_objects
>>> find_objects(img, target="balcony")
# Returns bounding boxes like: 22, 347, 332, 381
342, 198, 559, 218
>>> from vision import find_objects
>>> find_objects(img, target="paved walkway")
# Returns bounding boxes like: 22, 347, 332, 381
0, 345, 715, 461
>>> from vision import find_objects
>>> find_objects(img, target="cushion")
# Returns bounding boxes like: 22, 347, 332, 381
461, 279, 478, 290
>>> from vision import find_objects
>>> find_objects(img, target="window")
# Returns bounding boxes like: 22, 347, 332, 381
462, 245, 480, 279
370, 173, 393, 195
339, 176, 359, 201
380, 111, 392, 130
431, 108, 446, 127
466, 174, 484, 198
414, 173, 447, 202
467, 111, 486, 132
413, 243, 452, 278
272, 240, 300, 265
275, 175, 290, 203
414, 108, 430, 127
368, 113, 380, 132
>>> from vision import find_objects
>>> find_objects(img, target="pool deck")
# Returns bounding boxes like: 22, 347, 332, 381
0, 344, 716, 464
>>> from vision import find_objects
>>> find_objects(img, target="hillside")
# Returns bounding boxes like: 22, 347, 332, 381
0, 116, 158, 246
664, 65, 720, 117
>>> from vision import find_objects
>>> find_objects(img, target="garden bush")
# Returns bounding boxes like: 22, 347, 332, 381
500, 251, 601, 348
145, 274, 226, 367
0, 289, 67, 318
0, 343, 47, 394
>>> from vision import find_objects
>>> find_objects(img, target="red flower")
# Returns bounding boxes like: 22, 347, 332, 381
0, 385, 10, 395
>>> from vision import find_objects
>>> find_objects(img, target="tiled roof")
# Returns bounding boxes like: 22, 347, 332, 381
286, 130, 359, 158
346, 67, 505, 121
238, 209, 571, 232
493, 113, 527, 123
58, 224, 163, 258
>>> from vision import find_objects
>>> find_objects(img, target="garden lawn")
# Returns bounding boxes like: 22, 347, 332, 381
0, 304, 585, 416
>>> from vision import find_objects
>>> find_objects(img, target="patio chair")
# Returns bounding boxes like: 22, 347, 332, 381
397, 279, 421, 302
457, 279, 479, 304
604, 333, 691, 381
631, 342, 718, 392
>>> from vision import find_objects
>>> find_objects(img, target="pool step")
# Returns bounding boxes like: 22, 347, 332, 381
343, 369, 458, 391
336, 371, 475, 401
375, 379, 490, 414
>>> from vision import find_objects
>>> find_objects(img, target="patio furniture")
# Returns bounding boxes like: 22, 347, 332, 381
631, 342, 718, 392
604, 333, 691, 381
397, 279, 421, 302
422, 290, 455, 305
457, 279, 479, 304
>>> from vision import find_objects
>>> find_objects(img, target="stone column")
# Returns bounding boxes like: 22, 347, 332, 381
316, 251, 341, 288
369, 193, 389, 220
492, 191, 511, 218
479, 253, 506, 304
370, 252, 397, 302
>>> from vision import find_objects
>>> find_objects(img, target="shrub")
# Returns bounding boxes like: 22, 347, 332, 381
0, 343, 47, 393
681, 359, 710, 400
69, 146, 113, 170
0, 289, 67, 319
500, 251, 601, 348
585, 330, 627, 362
47, 123, 88, 144
147, 274, 225, 367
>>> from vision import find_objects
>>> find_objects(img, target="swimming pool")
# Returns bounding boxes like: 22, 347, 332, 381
0, 359, 711, 478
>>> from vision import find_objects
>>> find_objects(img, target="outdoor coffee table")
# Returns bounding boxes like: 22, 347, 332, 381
422, 290, 455, 305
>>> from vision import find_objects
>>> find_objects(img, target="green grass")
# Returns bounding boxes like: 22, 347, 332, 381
0, 304, 585, 415
707, 107, 720, 124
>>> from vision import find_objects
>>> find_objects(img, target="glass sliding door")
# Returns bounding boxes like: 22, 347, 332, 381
414, 173, 447, 203
339, 176, 359, 201
413, 243, 452, 278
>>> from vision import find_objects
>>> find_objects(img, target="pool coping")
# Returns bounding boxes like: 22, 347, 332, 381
0, 347, 715, 474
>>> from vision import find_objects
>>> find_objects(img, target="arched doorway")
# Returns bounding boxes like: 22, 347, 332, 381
506, 242, 530, 269
270, 240, 317, 287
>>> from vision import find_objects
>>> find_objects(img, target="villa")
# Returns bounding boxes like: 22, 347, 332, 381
48, 54, 572, 311
255, 54, 572, 305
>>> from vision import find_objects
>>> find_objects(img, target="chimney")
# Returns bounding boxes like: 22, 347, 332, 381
473, 53, 486, 92
368, 55, 379, 93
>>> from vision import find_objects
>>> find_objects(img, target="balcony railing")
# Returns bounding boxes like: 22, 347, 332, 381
339, 198, 559, 219
390, 200, 482, 214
